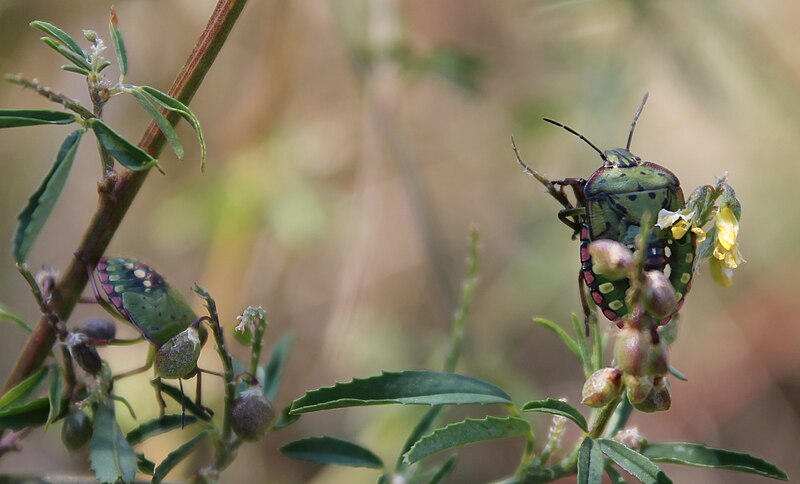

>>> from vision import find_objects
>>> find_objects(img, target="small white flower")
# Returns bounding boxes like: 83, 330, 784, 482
235, 306, 266, 335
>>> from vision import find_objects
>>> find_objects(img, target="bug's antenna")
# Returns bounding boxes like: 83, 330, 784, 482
626, 92, 649, 150
542, 118, 607, 162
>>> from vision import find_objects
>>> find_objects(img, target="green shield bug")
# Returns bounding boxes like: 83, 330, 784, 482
515, 94, 696, 325
87, 256, 210, 418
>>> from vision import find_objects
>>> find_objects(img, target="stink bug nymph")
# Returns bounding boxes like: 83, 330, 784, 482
86, 256, 210, 418
514, 94, 696, 325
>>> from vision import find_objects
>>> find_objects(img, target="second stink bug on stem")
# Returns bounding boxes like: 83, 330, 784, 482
84, 256, 212, 419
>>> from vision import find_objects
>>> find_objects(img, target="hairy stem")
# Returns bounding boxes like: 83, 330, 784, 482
2, 0, 249, 395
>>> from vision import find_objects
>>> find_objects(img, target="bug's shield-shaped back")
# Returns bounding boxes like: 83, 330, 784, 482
97, 257, 197, 346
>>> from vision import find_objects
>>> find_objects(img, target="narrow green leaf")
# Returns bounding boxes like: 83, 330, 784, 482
126, 415, 199, 445
97, 60, 112, 73
273, 404, 301, 431
137, 453, 155, 475
404, 416, 530, 464
152, 380, 212, 421
668, 366, 688, 382
532, 318, 581, 362
13, 130, 82, 262
46, 366, 63, 429
91, 119, 160, 172
571, 313, 592, 376
263, 333, 294, 400
290, 371, 511, 414
424, 46, 485, 94
152, 430, 210, 484
128, 88, 184, 159
139, 85, 206, 171
40, 37, 92, 71
604, 394, 633, 439
429, 454, 458, 484
578, 438, 605, 484
0, 397, 56, 430
0, 366, 49, 411
30, 21, 88, 60
90, 402, 137, 484
396, 406, 443, 471
0, 109, 76, 128
281, 436, 384, 469
0, 306, 33, 333
520, 398, 588, 432
641, 442, 788, 481
61, 65, 91, 76
598, 438, 672, 484
109, 8, 128, 78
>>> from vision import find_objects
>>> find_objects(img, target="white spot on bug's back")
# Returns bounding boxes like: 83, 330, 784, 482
680, 273, 691, 284
114, 285, 125, 293
143, 280, 152, 287
108, 275, 120, 282
134, 269, 146, 279
125, 263, 134, 270
609, 300, 624, 310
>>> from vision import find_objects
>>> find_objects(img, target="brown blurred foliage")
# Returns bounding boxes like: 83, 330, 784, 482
0, 1, 798, 482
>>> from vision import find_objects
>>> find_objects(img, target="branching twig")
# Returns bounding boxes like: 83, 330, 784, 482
2, 0, 249, 395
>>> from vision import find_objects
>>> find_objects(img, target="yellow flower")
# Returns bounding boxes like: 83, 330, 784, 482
656, 208, 705, 241
712, 206, 745, 269
710, 206, 745, 287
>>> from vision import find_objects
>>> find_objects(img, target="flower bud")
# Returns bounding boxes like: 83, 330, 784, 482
643, 271, 677, 319
582, 368, 622, 407
83, 30, 98, 43
77, 319, 117, 342
231, 387, 275, 441
718, 183, 741, 220
154, 327, 202, 379
614, 328, 650, 376
614, 427, 648, 451
632, 377, 671, 413
62, 409, 93, 451
646, 339, 669, 377
624, 374, 653, 405
588, 240, 633, 280
67, 332, 102, 376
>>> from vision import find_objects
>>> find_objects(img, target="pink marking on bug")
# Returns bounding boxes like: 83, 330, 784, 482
603, 308, 618, 321
102, 283, 114, 295
580, 226, 589, 240
98, 272, 109, 282
110, 296, 122, 307
583, 270, 595, 285
592, 292, 603, 305
580, 246, 590, 263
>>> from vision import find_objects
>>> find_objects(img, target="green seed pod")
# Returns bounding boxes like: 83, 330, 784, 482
614, 328, 650, 376
646, 339, 669, 377
61, 409, 93, 451
231, 387, 275, 442
643, 271, 678, 319
632, 377, 671, 413
588, 240, 633, 280
582, 368, 622, 407
154, 327, 202, 379
624, 374, 653, 405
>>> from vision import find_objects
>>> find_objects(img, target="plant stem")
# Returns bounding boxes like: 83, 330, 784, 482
1, 0, 249, 396
588, 396, 621, 439
193, 285, 242, 480
3, 75, 95, 119
443, 228, 480, 373
249, 315, 267, 377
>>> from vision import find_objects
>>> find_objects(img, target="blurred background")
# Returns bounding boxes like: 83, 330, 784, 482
0, 0, 798, 482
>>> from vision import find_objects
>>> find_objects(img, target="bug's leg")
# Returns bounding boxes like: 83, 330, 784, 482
194, 369, 218, 416
578, 269, 593, 336
558, 207, 586, 236
553, 177, 588, 206
512, 136, 580, 211
153, 376, 167, 419
113, 345, 155, 381
179, 378, 186, 428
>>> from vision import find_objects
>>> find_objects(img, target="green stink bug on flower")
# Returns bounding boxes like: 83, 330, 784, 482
514, 94, 696, 326
87, 256, 210, 418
